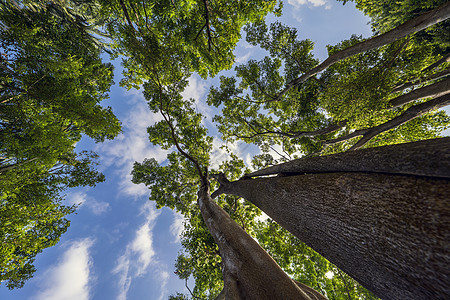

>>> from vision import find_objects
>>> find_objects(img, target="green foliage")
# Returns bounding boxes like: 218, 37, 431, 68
0, 1, 120, 288
100, 0, 282, 89
131, 1, 449, 299
208, 17, 449, 157
0, 186, 75, 289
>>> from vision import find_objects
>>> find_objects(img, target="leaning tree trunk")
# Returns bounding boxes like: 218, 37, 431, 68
197, 183, 327, 300
213, 138, 450, 300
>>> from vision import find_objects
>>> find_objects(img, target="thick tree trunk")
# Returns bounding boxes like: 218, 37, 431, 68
215, 139, 450, 299
197, 184, 327, 300
214, 173, 449, 300
245, 137, 450, 179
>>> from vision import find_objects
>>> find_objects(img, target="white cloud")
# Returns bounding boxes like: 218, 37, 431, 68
112, 202, 160, 299
288, 0, 330, 9
182, 75, 207, 103
236, 52, 252, 64
33, 238, 94, 300
170, 212, 185, 243
157, 271, 170, 300
182, 75, 214, 122
96, 89, 167, 197
67, 191, 110, 215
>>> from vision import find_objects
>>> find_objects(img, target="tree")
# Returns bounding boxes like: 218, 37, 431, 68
0, 1, 121, 288
212, 138, 450, 300
97, 0, 282, 89
208, 3, 450, 156
130, 3, 449, 299
132, 77, 332, 299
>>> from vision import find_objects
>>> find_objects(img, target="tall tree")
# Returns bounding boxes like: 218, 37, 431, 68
208, 3, 450, 156
131, 3, 449, 299
212, 138, 450, 300
0, 1, 121, 288
131, 79, 328, 299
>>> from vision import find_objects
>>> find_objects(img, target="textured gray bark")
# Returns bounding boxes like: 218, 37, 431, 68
197, 184, 326, 300
391, 68, 450, 94
245, 137, 450, 179
389, 77, 450, 108
214, 173, 449, 300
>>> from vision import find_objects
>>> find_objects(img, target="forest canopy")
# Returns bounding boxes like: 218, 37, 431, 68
1, 0, 449, 299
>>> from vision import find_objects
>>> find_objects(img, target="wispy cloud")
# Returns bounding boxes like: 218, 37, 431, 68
157, 271, 170, 300
288, 0, 331, 9
236, 52, 252, 64
170, 212, 185, 243
67, 191, 110, 215
97, 89, 167, 197
33, 238, 95, 300
182, 75, 207, 104
112, 202, 160, 300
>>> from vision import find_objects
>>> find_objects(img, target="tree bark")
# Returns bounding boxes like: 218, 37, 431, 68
215, 141, 450, 300
389, 77, 450, 108
214, 173, 449, 300
391, 68, 450, 94
335, 94, 450, 150
197, 183, 327, 300
245, 137, 450, 179
273, 2, 450, 102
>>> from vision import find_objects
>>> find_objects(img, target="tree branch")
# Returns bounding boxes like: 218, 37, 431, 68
392, 68, 450, 94
202, 0, 213, 51
389, 77, 450, 108
345, 94, 450, 150
271, 2, 450, 102
118, 0, 137, 32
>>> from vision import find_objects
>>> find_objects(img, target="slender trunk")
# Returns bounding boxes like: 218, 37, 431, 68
391, 68, 450, 94
197, 183, 327, 300
214, 141, 450, 300
245, 137, 450, 179
273, 2, 450, 101
0, 157, 39, 173
389, 77, 450, 108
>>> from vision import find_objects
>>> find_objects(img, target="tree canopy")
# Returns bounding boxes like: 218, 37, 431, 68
0, 0, 120, 288
132, 2, 449, 299
1, 0, 449, 297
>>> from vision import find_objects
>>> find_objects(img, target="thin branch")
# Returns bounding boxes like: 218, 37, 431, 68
159, 97, 206, 183
234, 119, 346, 140
421, 53, 450, 73
201, 0, 213, 51
185, 278, 206, 300
194, 23, 207, 41
389, 76, 450, 108
117, 0, 137, 32
336, 269, 353, 300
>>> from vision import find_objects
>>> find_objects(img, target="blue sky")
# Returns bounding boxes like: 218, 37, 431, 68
0, 1, 375, 299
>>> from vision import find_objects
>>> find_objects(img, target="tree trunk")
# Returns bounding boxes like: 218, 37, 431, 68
245, 137, 450, 179
197, 183, 327, 300
214, 140, 450, 300
389, 77, 450, 108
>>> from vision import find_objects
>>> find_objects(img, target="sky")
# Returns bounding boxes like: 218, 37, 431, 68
0, 1, 376, 299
